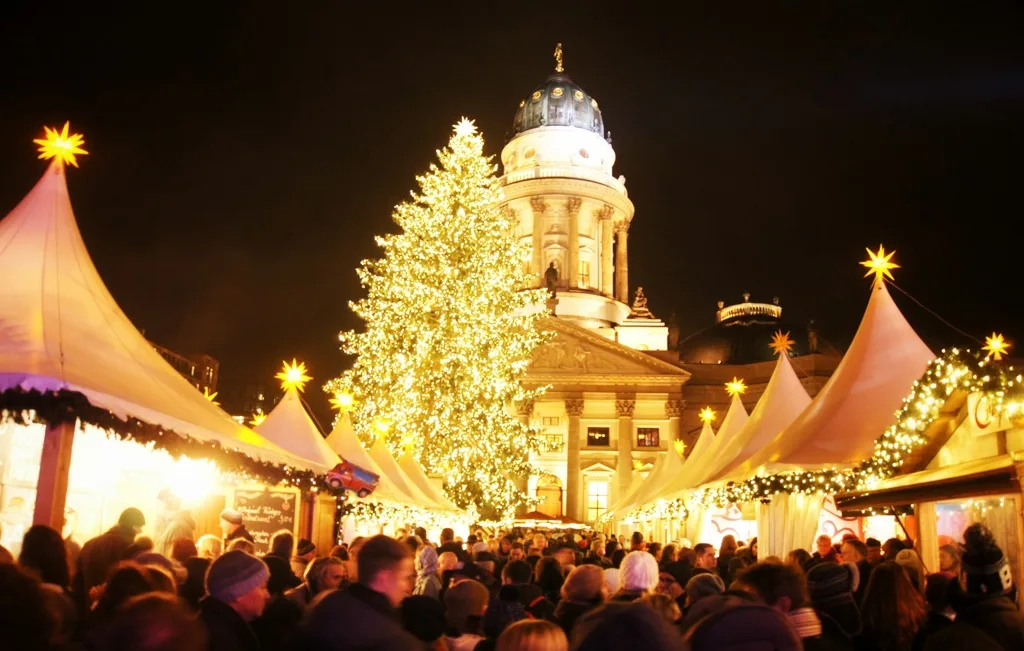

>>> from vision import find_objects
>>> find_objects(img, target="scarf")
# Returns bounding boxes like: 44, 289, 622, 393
788, 607, 823, 638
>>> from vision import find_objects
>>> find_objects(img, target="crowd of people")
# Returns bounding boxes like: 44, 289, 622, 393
2, 503, 1023, 651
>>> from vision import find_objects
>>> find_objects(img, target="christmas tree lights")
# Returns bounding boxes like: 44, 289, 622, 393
327, 119, 550, 517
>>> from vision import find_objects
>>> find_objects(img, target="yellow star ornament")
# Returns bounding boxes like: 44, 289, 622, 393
330, 392, 355, 411
860, 245, 900, 283
250, 409, 267, 426
725, 378, 747, 397
276, 359, 311, 392
453, 117, 477, 138
770, 330, 795, 356
34, 122, 88, 167
983, 333, 1010, 361
699, 406, 717, 424
202, 388, 219, 406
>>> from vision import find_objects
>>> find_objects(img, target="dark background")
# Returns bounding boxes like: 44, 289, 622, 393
1, 3, 1021, 424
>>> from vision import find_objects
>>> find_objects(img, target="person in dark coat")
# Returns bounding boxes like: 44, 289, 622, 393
73, 507, 146, 606
807, 562, 862, 651
219, 508, 255, 545
293, 534, 419, 650
555, 565, 606, 637
840, 538, 873, 605
437, 527, 468, 564
262, 530, 301, 596
924, 524, 1024, 651
912, 572, 955, 651
199, 550, 270, 651
500, 559, 543, 607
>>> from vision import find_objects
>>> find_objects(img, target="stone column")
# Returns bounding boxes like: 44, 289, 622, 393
598, 205, 614, 297
615, 221, 630, 303
565, 396, 584, 521
665, 398, 685, 455
566, 197, 582, 289
616, 394, 636, 499
530, 197, 546, 286
514, 400, 534, 513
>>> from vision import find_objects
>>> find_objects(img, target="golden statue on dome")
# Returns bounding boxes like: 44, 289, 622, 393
554, 43, 564, 73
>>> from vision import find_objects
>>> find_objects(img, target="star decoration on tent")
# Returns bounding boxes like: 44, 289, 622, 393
725, 377, 747, 397
454, 117, 477, 137
276, 359, 311, 392
699, 406, 717, 424
983, 333, 1010, 361
250, 409, 267, 426
769, 330, 795, 356
330, 392, 354, 411
373, 419, 391, 435
674, 439, 687, 456
34, 122, 88, 167
202, 388, 219, 406
860, 245, 900, 283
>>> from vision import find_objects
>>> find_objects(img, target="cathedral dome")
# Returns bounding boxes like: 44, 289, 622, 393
677, 295, 811, 365
513, 72, 606, 137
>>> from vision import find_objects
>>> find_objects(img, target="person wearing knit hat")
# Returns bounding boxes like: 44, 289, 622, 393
684, 572, 725, 606
686, 602, 802, 651
477, 585, 529, 651
806, 562, 862, 642
291, 538, 316, 578
924, 524, 1024, 651
611, 550, 659, 601
219, 508, 255, 545
555, 564, 607, 637
894, 548, 926, 593
199, 550, 269, 650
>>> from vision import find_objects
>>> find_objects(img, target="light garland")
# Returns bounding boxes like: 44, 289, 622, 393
326, 118, 550, 518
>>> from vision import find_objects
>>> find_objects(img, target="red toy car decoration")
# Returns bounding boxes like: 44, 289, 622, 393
326, 459, 380, 498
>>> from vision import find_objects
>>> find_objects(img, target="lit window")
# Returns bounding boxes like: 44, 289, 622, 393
542, 416, 560, 427
587, 481, 608, 521
578, 261, 590, 288
587, 427, 610, 446
637, 428, 660, 448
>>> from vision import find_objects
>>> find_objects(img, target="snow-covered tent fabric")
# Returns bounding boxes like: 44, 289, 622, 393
725, 280, 933, 477
398, 450, 460, 511
705, 353, 812, 484
324, 413, 418, 505
254, 388, 339, 470
0, 161, 318, 470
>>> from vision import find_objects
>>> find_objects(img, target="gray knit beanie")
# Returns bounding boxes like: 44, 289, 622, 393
205, 550, 269, 602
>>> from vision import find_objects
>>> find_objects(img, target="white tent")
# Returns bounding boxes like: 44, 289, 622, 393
254, 387, 339, 470
0, 159, 318, 471
398, 450, 460, 511
617, 439, 687, 516
726, 280, 933, 477
705, 353, 812, 484
324, 413, 418, 505
368, 438, 447, 511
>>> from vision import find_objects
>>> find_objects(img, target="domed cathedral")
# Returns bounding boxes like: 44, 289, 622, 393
511, 46, 839, 524
673, 294, 841, 434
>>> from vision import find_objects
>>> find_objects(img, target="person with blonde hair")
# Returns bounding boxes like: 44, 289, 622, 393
497, 619, 568, 651
196, 534, 222, 560
640, 592, 682, 626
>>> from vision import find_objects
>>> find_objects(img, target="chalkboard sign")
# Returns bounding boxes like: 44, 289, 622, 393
232, 489, 298, 555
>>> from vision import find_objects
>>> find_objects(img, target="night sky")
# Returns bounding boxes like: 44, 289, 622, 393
1, 4, 1022, 423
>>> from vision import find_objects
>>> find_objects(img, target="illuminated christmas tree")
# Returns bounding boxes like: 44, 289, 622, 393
328, 119, 550, 517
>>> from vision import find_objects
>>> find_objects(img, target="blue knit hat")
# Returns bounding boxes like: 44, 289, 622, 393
205, 550, 269, 602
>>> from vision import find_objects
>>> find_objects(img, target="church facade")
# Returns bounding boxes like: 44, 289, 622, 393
502, 49, 840, 523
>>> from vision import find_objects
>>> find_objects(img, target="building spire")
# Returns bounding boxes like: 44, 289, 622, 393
554, 43, 564, 73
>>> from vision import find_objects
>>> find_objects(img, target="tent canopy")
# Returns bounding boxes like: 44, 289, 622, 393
636, 418, 717, 509
0, 161, 318, 470
619, 440, 687, 515
324, 413, 417, 505
254, 388, 339, 470
398, 450, 460, 511
730, 281, 933, 476
368, 439, 446, 511
707, 353, 812, 484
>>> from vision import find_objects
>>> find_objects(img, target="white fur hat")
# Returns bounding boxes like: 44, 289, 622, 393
619, 550, 659, 592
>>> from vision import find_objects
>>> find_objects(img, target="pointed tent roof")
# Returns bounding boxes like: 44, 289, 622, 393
398, 450, 461, 511
657, 394, 750, 501
736, 281, 934, 475
254, 387, 339, 470
620, 442, 688, 514
705, 353, 812, 484
607, 465, 646, 517
368, 438, 446, 510
324, 413, 418, 505
638, 418, 717, 508
0, 161, 318, 470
